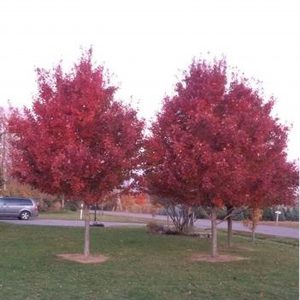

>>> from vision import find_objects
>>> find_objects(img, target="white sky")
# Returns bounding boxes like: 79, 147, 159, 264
0, 0, 299, 160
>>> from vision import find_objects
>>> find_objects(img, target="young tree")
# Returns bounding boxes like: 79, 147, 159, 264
8, 50, 144, 257
242, 158, 298, 242
0, 107, 9, 194
224, 81, 299, 245
144, 60, 246, 257
243, 207, 263, 243
144, 59, 298, 257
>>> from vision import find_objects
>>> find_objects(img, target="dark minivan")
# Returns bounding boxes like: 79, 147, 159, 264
0, 197, 38, 220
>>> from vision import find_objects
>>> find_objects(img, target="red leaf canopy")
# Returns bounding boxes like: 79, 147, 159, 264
9, 51, 144, 204
144, 59, 298, 209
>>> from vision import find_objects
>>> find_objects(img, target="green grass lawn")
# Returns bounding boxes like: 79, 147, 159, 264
39, 211, 156, 224
0, 223, 298, 300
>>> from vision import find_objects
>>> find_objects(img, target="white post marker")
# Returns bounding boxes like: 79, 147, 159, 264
275, 211, 282, 224
80, 203, 84, 220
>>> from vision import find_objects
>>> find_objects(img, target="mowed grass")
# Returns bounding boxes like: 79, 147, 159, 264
0, 223, 298, 300
39, 211, 156, 224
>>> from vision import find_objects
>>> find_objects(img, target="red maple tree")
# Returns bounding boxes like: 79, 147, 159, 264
8, 50, 144, 256
144, 59, 298, 256
224, 81, 299, 243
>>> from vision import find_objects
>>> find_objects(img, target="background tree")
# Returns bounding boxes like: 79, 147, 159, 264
8, 50, 144, 257
224, 81, 299, 245
0, 106, 57, 208
0, 107, 9, 193
242, 159, 298, 242
242, 207, 263, 242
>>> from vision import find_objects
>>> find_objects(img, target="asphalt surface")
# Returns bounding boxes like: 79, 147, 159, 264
105, 211, 300, 239
0, 218, 144, 228
0, 211, 298, 239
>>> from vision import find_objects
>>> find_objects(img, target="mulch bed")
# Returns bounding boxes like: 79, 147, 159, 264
57, 253, 109, 264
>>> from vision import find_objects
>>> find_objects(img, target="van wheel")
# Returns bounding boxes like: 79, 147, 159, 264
19, 211, 31, 220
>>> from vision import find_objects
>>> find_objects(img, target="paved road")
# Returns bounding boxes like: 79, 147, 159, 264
104, 211, 299, 239
0, 218, 144, 228
1, 211, 298, 239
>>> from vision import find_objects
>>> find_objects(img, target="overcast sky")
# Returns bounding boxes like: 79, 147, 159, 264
0, 0, 299, 160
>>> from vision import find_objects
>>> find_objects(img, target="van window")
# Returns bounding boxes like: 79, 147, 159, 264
3, 198, 32, 206
21, 199, 33, 206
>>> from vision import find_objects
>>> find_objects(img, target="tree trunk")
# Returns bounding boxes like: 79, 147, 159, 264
226, 205, 234, 248
182, 206, 190, 234
251, 227, 256, 243
93, 206, 97, 222
211, 207, 218, 257
227, 215, 233, 248
188, 207, 194, 233
1, 131, 7, 192
61, 194, 65, 209
116, 194, 122, 211
83, 204, 90, 257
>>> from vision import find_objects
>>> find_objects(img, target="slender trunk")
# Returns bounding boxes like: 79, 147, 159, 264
1, 131, 7, 192
183, 206, 189, 234
84, 204, 90, 257
61, 194, 65, 209
117, 195, 122, 211
188, 207, 194, 233
251, 227, 255, 243
227, 216, 233, 248
226, 206, 234, 248
93, 206, 97, 222
211, 207, 218, 257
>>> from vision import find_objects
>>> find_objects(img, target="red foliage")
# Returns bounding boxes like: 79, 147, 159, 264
225, 81, 299, 208
134, 193, 147, 205
144, 59, 298, 210
8, 50, 144, 205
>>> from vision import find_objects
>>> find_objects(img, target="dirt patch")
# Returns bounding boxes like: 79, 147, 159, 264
57, 253, 109, 264
190, 253, 248, 263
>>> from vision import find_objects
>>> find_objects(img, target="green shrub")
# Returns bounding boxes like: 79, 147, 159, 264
262, 207, 274, 221
65, 201, 79, 211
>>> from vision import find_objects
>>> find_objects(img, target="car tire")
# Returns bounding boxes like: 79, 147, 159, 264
19, 211, 31, 220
